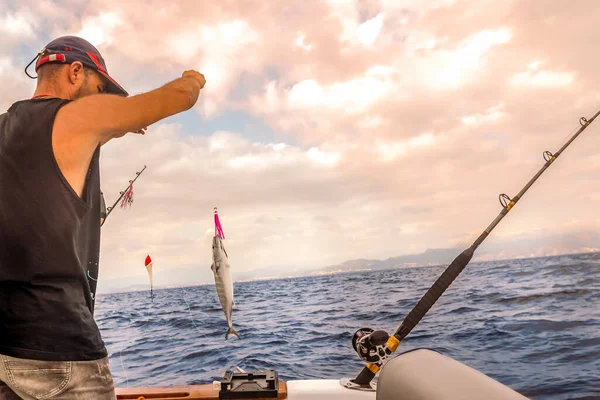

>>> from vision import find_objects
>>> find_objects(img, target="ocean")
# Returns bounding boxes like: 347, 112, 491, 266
96, 251, 600, 399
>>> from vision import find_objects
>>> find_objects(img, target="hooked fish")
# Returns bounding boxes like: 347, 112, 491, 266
211, 234, 240, 339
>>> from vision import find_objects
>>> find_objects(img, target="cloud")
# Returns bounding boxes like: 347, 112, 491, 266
97, 122, 454, 284
510, 62, 574, 88
0, 11, 35, 38
2, 0, 600, 291
376, 133, 435, 162
75, 12, 122, 47
0, 57, 35, 111
461, 104, 508, 125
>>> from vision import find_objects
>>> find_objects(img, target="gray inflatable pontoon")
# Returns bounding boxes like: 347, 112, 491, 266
376, 349, 528, 400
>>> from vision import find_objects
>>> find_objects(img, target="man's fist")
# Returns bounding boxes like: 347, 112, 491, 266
182, 70, 206, 90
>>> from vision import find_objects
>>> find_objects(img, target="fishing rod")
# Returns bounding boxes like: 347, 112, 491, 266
101, 165, 147, 226
344, 108, 600, 390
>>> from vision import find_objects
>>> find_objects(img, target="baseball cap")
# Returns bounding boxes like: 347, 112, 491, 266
26, 35, 128, 97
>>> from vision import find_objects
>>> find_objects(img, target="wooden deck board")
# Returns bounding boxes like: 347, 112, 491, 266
115, 381, 287, 400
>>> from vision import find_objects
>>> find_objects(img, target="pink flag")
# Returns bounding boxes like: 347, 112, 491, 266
214, 207, 225, 239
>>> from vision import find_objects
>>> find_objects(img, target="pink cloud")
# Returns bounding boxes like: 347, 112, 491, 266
2, 0, 600, 283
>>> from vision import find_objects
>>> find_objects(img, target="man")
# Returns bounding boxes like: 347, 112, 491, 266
0, 36, 205, 399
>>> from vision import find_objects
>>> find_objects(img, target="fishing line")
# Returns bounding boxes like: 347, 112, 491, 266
118, 314, 136, 387
113, 277, 242, 386
179, 286, 240, 372
115, 286, 237, 389
116, 300, 156, 387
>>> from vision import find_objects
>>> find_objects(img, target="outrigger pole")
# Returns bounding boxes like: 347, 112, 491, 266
101, 165, 147, 226
347, 108, 600, 388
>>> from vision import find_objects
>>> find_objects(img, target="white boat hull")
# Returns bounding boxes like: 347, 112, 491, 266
286, 379, 375, 399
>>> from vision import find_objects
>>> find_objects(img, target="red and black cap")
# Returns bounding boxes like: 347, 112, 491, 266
27, 36, 128, 97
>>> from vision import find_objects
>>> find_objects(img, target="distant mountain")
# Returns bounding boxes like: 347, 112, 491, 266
235, 249, 465, 281
306, 248, 462, 275
372, 248, 461, 269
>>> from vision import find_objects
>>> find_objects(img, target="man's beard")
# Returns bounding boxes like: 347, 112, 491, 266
72, 74, 90, 100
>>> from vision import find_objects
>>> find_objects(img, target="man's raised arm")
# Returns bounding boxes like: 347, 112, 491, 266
55, 70, 206, 144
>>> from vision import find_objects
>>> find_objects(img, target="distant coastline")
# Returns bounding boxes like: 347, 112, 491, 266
97, 248, 599, 295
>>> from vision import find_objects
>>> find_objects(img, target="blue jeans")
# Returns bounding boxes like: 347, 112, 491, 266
0, 354, 116, 399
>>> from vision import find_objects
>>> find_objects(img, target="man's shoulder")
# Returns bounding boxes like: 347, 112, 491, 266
4, 98, 70, 114
0, 98, 71, 140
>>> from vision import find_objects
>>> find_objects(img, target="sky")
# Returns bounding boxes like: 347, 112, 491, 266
1, 0, 600, 292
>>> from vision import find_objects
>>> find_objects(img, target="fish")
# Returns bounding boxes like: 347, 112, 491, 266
211, 234, 240, 339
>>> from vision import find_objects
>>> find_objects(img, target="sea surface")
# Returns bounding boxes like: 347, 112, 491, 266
96, 252, 600, 399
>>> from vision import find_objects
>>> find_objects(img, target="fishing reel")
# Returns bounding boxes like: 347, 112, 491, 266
352, 327, 392, 365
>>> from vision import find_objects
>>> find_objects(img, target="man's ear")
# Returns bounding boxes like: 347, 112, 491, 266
69, 61, 84, 84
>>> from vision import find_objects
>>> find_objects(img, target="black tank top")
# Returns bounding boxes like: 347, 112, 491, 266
0, 97, 106, 361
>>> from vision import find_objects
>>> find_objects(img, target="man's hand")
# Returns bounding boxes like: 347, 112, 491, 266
180, 70, 206, 107
182, 70, 206, 89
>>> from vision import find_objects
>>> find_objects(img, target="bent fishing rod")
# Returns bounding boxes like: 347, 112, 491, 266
101, 165, 147, 226
346, 108, 600, 389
